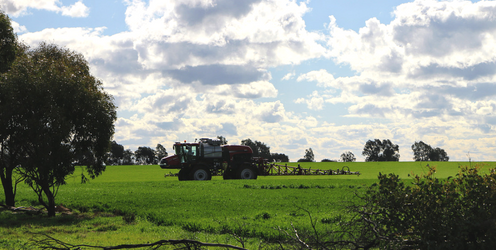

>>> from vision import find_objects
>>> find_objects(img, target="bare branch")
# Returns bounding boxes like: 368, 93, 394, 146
31, 234, 248, 250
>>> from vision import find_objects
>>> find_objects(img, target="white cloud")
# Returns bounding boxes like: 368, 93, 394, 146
297, 69, 335, 87
0, 0, 90, 17
294, 91, 324, 110
15, 0, 496, 161
60, 1, 89, 17
11, 20, 27, 33
125, 0, 326, 70
282, 71, 295, 80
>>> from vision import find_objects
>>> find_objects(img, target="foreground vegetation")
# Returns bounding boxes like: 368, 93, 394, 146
1, 161, 495, 249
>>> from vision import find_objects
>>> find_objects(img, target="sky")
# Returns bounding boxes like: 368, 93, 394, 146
2, 0, 496, 162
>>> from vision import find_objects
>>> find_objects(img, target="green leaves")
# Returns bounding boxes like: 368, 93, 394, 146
362, 164, 496, 248
0, 42, 117, 216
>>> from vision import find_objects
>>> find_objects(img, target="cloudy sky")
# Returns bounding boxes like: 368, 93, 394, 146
3, 0, 496, 162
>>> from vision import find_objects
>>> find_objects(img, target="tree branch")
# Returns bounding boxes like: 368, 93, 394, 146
31, 234, 248, 250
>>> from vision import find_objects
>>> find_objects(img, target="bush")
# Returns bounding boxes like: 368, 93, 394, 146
321, 159, 336, 162
359, 165, 496, 249
297, 158, 312, 162
283, 165, 496, 250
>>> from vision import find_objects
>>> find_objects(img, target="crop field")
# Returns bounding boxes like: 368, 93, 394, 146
1, 161, 495, 249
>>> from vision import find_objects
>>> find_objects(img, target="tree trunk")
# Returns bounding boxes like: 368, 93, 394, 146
0, 167, 15, 207
41, 184, 56, 217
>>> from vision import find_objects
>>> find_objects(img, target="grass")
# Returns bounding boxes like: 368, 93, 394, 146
1, 161, 495, 249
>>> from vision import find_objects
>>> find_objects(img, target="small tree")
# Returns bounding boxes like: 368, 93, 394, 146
303, 148, 314, 162
155, 144, 168, 161
216, 136, 228, 145
135, 147, 156, 164
340, 151, 356, 162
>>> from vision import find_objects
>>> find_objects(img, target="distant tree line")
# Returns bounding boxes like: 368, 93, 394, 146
99, 138, 449, 166
240, 138, 289, 162
362, 139, 449, 162
101, 141, 168, 166
293, 139, 449, 163
103, 137, 292, 165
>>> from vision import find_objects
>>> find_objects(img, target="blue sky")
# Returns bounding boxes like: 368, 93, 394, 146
3, 0, 496, 162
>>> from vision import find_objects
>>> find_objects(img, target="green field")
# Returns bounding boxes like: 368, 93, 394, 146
1, 161, 495, 249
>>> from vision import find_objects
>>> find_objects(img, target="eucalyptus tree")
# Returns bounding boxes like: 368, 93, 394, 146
341, 151, 356, 162
0, 42, 116, 216
0, 11, 17, 73
0, 11, 25, 207
412, 141, 449, 161
362, 139, 400, 162
241, 138, 271, 159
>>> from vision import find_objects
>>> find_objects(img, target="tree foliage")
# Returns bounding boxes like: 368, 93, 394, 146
340, 151, 356, 162
0, 11, 17, 73
216, 136, 228, 145
155, 144, 168, 161
362, 139, 400, 162
297, 148, 314, 162
321, 159, 336, 162
304, 148, 314, 162
241, 138, 270, 159
134, 146, 156, 164
269, 153, 289, 162
0, 43, 116, 215
122, 149, 135, 165
0, 11, 23, 207
355, 165, 496, 249
107, 141, 124, 165
412, 141, 449, 161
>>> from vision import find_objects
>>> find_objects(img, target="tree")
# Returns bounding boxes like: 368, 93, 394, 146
135, 147, 156, 164
216, 136, 228, 145
241, 138, 271, 159
429, 147, 449, 161
0, 43, 117, 216
270, 153, 289, 162
298, 148, 314, 162
411, 141, 431, 161
362, 139, 400, 162
340, 151, 356, 162
0, 11, 24, 207
304, 148, 314, 162
107, 141, 124, 165
122, 149, 135, 165
0, 11, 17, 73
155, 144, 168, 162
412, 141, 449, 161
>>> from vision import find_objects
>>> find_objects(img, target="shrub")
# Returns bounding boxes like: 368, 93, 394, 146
359, 165, 496, 249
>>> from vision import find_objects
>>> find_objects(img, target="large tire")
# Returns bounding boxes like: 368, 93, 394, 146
238, 166, 257, 180
191, 167, 211, 181
178, 169, 189, 181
